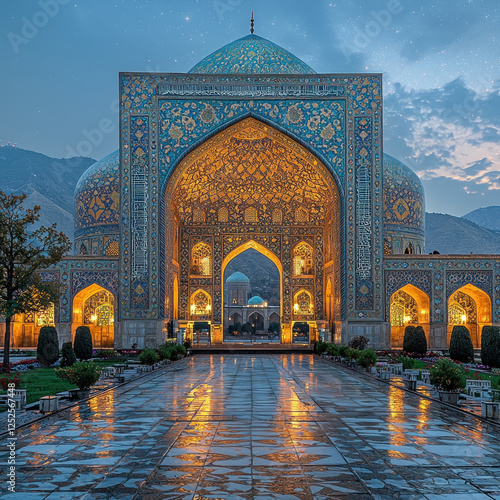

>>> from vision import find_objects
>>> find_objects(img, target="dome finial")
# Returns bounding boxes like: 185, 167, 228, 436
250, 11, 254, 34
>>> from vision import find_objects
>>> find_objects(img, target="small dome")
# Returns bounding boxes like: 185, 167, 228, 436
383, 153, 425, 254
189, 34, 315, 75
74, 150, 120, 238
226, 272, 250, 283
248, 295, 265, 306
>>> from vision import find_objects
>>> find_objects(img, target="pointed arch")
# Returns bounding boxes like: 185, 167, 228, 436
447, 284, 491, 348
221, 240, 283, 331
190, 289, 212, 318
292, 241, 314, 276
72, 283, 115, 348
389, 284, 430, 348
293, 289, 314, 316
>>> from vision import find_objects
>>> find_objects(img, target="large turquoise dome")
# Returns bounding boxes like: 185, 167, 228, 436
383, 154, 425, 255
189, 34, 315, 74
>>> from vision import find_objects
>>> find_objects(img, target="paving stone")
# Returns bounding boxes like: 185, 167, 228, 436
2, 354, 500, 498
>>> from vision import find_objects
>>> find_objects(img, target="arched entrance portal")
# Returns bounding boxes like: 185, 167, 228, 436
72, 284, 115, 348
389, 284, 430, 348
447, 284, 492, 348
223, 244, 281, 343
163, 117, 341, 345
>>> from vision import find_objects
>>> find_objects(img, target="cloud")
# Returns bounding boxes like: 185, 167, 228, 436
384, 77, 500, 191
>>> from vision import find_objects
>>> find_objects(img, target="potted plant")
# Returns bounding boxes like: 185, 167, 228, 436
56, 361, 101, 400
482, 389, 500, 419
429, 358, 466, 405
358, 349, 378, 373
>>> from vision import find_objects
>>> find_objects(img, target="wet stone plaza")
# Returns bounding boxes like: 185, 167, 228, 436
2, 354, 500, 499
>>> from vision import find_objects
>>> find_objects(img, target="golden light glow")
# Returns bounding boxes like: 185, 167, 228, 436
461, 314, 467, 323
169, 118, 338, 225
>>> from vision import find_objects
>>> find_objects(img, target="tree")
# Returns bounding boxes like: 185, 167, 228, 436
449, 325, 474, 363
0, 191, 70, 369
36, 326, 60, 367
481, 326, 500, 368
402, 325, 416, 353
74, 326, 93, 360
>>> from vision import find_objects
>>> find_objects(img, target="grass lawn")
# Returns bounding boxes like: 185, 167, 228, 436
5, 368, 78, 405
0, 357, 138, 407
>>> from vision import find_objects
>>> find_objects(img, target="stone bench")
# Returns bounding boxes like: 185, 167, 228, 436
0, 394, 23, 410
404, 369, 419, 390
466, 379, 491, 399
389, 363, 403, 375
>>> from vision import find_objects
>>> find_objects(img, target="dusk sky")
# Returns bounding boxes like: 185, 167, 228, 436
1, 0, 499, 216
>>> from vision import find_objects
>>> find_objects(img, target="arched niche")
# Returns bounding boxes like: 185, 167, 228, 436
72, 283, 115, 348
389, 284, 430, 348
447, 284, 492, 348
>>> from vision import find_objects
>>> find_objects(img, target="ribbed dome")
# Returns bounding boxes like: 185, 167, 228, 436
189, 34, 315, 74
74, 150, 120, 238
383, 153, 425, 253
248, 295, 265, 306
226, 272, 250, 283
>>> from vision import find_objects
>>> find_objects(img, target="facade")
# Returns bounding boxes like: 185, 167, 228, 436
2, 32, 499, 350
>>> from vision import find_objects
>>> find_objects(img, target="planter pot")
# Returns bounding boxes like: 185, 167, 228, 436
68, 389, 91, 401
481, 401, 499, 419
438, 391, 460, 405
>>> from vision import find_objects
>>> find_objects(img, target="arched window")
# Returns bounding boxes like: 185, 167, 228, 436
272, 208, 282, 223
190, 290, 212, 316
245, 207, 258, 223
218, 207, 228, 222
193, 208, 206, 223
191, 242, 212, 276
79, 242, 88, 255
293, 290, 314, 315
293, 242, 314, 275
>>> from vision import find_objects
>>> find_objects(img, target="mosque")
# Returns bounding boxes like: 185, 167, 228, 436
3, 26, 499, 351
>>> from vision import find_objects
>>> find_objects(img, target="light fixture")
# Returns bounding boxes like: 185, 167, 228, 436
404, 315, 411, 323
294, 303, 299, 312
91, 314, 97, 323
461, 314, 466, 323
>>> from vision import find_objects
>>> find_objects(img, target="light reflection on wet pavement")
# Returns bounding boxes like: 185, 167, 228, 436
1, 354, 500, 499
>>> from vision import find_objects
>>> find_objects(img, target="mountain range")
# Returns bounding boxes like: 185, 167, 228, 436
1, 146, 499, 257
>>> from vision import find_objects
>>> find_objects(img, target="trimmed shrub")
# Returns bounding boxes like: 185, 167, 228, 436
36, 326, 60, 367
345, 347, 360, 360
338, 345, 349, 356
139, 348, 159, 365
358, 349, 377, 368
157, 344, 173, 361
404, 325, 427, 355
481, 326, 500, 368
241, 322, 253, 333
61, 341, 76, 367
74, 326, 93, 361
402, 325, 416, 353
349, 336, 369, 350
449, 325, 474, 363
326, 343, 340, 356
